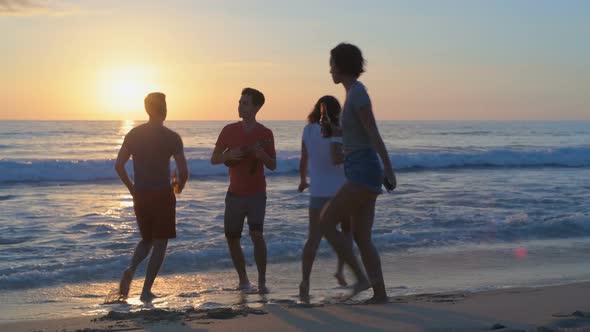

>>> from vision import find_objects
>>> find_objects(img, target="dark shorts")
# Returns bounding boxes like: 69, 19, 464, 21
344, 148, 384, 194
133, 188, 176, 241
224, 192, 267, 238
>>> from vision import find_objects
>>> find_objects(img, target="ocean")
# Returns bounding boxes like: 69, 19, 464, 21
1, 120, 589, 321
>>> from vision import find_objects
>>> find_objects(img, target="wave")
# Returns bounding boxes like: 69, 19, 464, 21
397, 146, 590, 169
1, 212, 589, 290
1, 146, 589, 183
429, 131, 492, 136
0, 236, 34, 245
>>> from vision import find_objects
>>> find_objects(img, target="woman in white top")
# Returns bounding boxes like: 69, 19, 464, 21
298, 95, 353, 302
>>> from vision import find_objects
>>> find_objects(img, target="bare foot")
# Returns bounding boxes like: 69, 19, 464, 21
299, 281, 310, 303
104, 289, 127, 304
334, 272, 348, 287
239, 283, 256, 293
343, 279, 371, 300
140, 291, 157, 303
118, 268, 134, 299
364, 295, 389, 304
258, 284, 270, 295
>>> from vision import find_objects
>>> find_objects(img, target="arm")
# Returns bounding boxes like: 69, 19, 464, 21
298, 141, 309, 192
212, 145, 246, 165
210, 145, 228, 165
211, 128, 229, 165
326, 111, 344, 165
255, 132, 276, 171
173, 151, 189, 194
330, 140, 345, 165
255, 148, 277, 171
357, 104, 396, 188
114, 145, 134, 196
210, 128, 245, 165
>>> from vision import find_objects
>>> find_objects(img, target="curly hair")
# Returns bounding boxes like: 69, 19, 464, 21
330, 43, 366, 78
307, 95, 341, 125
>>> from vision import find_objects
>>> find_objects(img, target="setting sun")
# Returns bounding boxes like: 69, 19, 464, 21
99, 66, 159, 115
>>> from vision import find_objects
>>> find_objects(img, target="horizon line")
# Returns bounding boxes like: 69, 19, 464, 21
1, 119, 589, 122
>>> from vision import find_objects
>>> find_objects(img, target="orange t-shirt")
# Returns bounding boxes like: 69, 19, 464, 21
215, 122, 276, 195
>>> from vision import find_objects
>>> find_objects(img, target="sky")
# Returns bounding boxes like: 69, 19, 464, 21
1, 0, 589, 120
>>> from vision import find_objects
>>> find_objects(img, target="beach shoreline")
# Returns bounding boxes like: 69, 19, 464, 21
3, 239, 590, 325
2, 281, 590, 332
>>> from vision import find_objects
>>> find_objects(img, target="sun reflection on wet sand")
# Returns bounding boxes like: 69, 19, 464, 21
44, 272, 265, 318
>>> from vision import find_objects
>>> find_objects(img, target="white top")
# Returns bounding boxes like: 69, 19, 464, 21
302, 123, 346, 197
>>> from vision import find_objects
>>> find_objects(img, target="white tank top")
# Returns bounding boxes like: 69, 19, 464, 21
302, 123, 346, 197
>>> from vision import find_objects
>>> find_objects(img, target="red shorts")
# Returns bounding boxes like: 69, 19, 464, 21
133, 188, 176, 240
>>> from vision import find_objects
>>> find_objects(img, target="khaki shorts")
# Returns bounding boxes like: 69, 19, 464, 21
224, 192, 267, 238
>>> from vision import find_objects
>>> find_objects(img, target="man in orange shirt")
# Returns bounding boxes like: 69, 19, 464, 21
210, 88, 276, 294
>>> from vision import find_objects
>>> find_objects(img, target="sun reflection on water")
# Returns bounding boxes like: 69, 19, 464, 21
119, 194, 134, 208
115, 120, 135, 146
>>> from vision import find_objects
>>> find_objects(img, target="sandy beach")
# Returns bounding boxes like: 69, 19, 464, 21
2, 281, 590, 332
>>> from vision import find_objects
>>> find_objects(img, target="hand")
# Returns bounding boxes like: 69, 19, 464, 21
298, 181, 309, 192
254, 145, 269, 161
384, 168, 397, 191
173, 177, 183, 195
321, 102, 343, 135
224, 148, 245, 162
173, 184, 183, 195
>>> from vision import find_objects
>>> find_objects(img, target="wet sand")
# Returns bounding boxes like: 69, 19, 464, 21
3, 281, 590, 332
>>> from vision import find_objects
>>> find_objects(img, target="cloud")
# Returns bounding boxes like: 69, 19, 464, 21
0, 0, 74, 16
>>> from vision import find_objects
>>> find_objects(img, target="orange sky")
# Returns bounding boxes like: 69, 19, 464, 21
1, 0, 589, 120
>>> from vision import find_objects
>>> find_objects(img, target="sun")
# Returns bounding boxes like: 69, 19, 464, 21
99, 65, 159, 115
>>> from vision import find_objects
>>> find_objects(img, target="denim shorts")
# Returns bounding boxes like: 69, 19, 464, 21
344, 148, 383, 194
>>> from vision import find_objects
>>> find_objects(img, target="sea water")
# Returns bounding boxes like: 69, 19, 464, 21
1, 120, 589, 320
